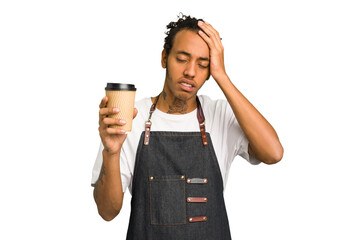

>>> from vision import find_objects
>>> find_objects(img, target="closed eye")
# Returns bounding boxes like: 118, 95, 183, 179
199, 64, 209, 69
176, 58, 186, 63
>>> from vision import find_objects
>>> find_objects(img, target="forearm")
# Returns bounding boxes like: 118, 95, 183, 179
216, 75, 283, 164
93, 150, 124, 221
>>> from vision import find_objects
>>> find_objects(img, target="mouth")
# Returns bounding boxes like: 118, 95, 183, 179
178, 79, 195, 92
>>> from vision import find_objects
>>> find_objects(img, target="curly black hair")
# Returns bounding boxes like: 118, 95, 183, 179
163, 13, 205, 55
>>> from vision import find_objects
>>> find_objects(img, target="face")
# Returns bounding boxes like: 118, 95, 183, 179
162, 29, 210, 101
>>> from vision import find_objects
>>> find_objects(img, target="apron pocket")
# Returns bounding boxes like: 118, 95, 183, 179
149, 175, 186, 225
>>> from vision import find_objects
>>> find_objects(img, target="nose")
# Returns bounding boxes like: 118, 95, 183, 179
183, 61, 196, 79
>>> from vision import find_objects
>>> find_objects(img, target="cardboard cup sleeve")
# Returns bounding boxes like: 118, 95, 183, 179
105, 90, 136, 132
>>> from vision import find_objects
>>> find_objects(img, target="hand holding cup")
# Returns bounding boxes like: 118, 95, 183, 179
98, 96, 138, 155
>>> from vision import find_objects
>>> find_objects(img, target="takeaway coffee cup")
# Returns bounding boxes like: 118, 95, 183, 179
105, 83, 136, 132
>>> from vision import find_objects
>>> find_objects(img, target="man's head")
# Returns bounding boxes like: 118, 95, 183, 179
161, 14, 211, 102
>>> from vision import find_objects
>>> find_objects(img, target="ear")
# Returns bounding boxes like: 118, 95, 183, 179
161, 49, 167, 68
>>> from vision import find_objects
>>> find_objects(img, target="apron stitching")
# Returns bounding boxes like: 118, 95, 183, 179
149, 177, 187, 225
132, 132, 145, 193
149, 178, 152, 224
149, 133, 202, 137
183, 179, 186, 224
207, 134, 224, 190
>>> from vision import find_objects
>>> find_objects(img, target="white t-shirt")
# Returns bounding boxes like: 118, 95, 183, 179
91, 95, 260, 195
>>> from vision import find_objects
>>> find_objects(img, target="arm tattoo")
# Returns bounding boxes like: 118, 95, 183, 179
103, 143, 110, 153
94, 164, 106, 200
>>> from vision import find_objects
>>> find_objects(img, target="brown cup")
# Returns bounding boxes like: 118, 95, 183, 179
105, 83, 136, 132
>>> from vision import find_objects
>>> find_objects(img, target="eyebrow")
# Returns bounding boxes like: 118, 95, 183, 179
176, 51, 209, 62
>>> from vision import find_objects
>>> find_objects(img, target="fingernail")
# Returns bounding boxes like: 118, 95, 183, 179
198, 21, 203, 25
113, 108, 119, 113
120, 120, 126, 124
120, 129, 126, 134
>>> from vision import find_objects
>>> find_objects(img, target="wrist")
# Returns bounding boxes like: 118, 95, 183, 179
215, 73, 231, 87
102, 147, 121, 158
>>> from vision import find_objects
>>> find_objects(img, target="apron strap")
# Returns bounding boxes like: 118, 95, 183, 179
144, 95, 208, 146
196, 97, 208, 146
144, 95, 159, 145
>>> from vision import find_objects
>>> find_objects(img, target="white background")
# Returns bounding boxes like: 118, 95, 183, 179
1, 0, 359, 239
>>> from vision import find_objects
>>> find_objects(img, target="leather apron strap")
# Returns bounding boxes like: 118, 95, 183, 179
144, 96, 208, 146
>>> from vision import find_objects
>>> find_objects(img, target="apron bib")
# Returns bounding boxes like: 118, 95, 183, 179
126, 97, 232, 240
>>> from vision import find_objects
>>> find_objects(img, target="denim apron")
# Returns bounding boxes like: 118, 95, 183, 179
126, 96, 232, 240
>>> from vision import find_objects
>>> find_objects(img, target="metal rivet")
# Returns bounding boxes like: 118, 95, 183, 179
146, 134, 149, 137
187, 179, 191, 183
181, 175, 185, 179
187, 197, 191, 202
204, 178, 208, 183
189, 218, 193, 222
149, 176, 153, 180
204, 198, 207, 201
145, 142, 148, 145
146, 128, 149, 131
202, 135, 206, 138
203, 217, 207, 220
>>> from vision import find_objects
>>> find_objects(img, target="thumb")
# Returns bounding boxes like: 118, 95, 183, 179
133, 108, 138, 119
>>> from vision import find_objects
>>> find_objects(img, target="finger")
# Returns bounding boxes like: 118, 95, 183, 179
198, 21, 217, 39
103, 118, 127, 126
106, 127, 127, 135
99, 96, 108, 108
133, 108, 138, 119
205, 22, 220, 38
202, 22, 221, 42
198, 29, 221, 51
198, 29, 223, 54
198, 21, 222, 46
99, 107, 120, 117
198, 28, 211, 45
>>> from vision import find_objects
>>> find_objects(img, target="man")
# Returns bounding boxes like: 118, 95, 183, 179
92, 14, 283, 239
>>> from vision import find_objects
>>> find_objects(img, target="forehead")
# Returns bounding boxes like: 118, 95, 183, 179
171, 29, 209, 58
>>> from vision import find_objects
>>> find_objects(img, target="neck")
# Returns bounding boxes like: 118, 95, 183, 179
152, 89, 197, 114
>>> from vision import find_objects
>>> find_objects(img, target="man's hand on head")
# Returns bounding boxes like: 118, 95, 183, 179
197, 21, 228, 82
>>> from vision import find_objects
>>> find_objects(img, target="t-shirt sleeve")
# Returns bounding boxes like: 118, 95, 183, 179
223, 101, 261, 165
91, 143, 104, 187
237, 130, 261, 165
90, 142, 132, 193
